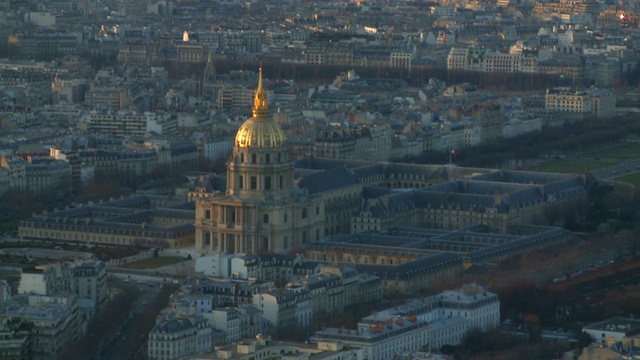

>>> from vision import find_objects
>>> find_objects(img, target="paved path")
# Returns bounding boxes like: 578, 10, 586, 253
0, 247, 92, 260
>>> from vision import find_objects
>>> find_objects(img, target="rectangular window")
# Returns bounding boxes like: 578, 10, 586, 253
302, 209, 307, 219
205, 210, 211, 219
263, 214, 269, 224
316, 206, 320, 215
279, 176, 283, 189
239, 175, 243, 189
251, 176, 257, 190
284, 213, 288, 223
265, 176, 271, 190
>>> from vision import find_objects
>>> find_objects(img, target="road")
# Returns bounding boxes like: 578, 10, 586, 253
98, 277, 165, 360
0, 247, 93, 260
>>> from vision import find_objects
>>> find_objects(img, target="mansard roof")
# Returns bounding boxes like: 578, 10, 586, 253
297, 167, 360, 194
355, 252, 463, 280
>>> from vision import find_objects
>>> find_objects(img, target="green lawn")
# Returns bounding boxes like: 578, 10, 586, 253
585, 144, 640, 160
0, 220, 20, 230
122, 256, 187, 269
614, 173, 640, 187
527, 160, 614, 174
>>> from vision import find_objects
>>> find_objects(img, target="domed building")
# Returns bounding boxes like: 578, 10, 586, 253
195, 69, 325, 254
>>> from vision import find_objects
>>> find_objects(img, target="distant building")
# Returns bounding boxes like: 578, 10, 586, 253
312, 284, 499, 357
546, 87, 616, 118
11, 31, 79, 60
175, 44, 204, 63
582, 318, 640, 344
0, 154, 26, 191
18, 195, 195, 248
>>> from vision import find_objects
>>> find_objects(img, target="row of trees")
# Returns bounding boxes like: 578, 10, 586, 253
403, 115, 640, 169
60, 278, 137, 360
58, 280, 179, 360
187, 58, 565, 92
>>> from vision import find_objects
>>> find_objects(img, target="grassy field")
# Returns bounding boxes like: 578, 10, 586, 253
527, 160, 615, 173
585, 144, 640, 160
614, 173, 640, 187
0, 220, 20, 231
122, 256, 187, 269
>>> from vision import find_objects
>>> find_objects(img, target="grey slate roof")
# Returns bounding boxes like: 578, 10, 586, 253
355, 252, 463, 280
297, 167, 360, 194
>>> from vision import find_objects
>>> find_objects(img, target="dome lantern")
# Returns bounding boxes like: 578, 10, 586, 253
234, 67, 286, 148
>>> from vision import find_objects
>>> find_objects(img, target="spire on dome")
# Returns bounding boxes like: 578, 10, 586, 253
252, 67, 269, 118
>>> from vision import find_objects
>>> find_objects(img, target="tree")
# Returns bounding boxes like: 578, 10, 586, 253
60, 279, 137, 360
80, 179, 124, 203
523, 313, 542, 342
1, 190, 40, 220
575, 331, 594, 353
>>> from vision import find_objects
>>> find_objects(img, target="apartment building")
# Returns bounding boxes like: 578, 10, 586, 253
545, 87, 592, 113
79, 110, 151, 137
312, 284, 499, 357
72, 261, 107, 311
176, 44, 203, 63
12, 32, 79, 60
147, 315, 212, 360
206, 308, 241, 343
0, 168, 9, 196
24, 156, 72, 198
211, 336, 363, 359
252, 288, 312, 329
0, 155, 26, 191
19, 264, 74, 296
4, 296, 81, 360
18, 261, 108, 310
0, 327, 30, 359
216, 86, 256, 114
448, 46, 554, 74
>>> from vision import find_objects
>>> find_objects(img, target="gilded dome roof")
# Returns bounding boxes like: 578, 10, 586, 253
234, 68, 286, 148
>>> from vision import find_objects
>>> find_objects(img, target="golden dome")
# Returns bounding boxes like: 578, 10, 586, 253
235, 67, 286, 148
